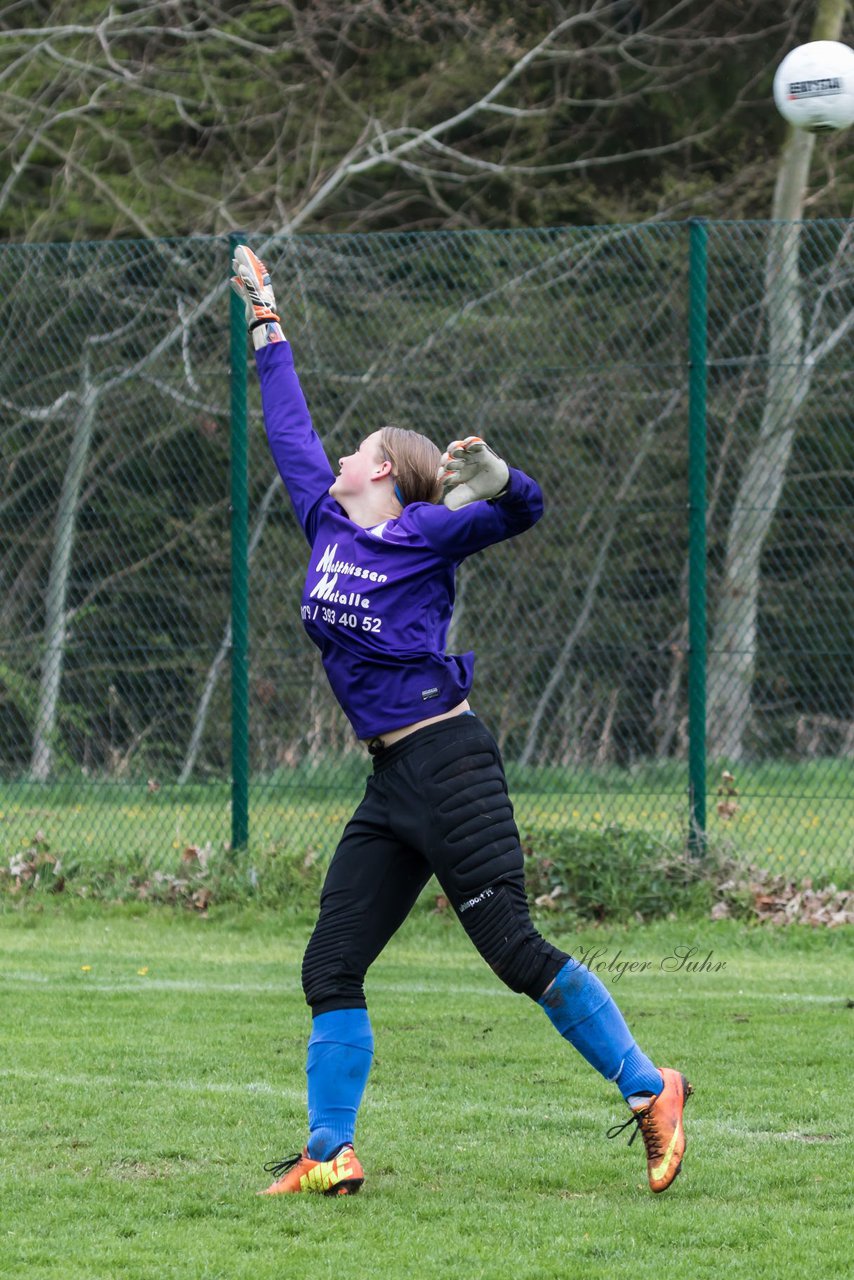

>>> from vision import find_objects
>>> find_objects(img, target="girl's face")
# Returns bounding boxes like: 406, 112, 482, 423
329, 431, 390, 501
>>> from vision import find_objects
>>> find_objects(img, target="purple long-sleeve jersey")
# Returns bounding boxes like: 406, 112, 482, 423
256, 342, 544, 739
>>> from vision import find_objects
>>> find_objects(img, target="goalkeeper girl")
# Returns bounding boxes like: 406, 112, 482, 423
231, 247, 692, 1199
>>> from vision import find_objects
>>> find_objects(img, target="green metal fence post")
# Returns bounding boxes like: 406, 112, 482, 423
229, 234, 250, 851
687, 218, 708, 856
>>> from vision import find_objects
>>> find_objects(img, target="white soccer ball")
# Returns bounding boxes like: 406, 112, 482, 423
773, 41, 854, 132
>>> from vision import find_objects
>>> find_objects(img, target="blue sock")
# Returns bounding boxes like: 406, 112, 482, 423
305, 1008, 374, 1161
618, 1044, 663, 1104
538, 960, 662, 1100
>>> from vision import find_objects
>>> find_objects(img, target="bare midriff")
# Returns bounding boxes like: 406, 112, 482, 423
361, 699, 471, 750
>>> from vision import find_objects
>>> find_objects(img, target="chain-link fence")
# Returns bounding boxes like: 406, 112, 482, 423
1, 222, 851, 884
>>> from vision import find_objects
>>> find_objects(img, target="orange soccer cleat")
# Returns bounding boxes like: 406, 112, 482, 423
608, 1067, 693, 1193
258, 1146, 365, 1197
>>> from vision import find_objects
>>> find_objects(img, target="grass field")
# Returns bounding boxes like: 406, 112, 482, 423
1, 904, 852, 1279
2, 756, 853, 885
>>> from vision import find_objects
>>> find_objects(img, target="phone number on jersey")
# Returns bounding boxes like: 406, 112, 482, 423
301, 604, 382, 632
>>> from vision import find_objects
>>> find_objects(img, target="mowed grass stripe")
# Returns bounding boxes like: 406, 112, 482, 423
0, 968, 847, 1004
0, 1066, 302, 1101
1, 908, 852, 1280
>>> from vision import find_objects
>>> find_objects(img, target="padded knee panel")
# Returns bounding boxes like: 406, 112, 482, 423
425, 744, 521, 894
301, 912, 367, 1012
460, 883, 566, 999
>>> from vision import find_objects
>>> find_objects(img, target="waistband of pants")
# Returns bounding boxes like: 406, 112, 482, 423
370, 710, 478, 772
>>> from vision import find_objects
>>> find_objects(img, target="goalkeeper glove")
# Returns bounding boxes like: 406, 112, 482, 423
438, 436, 510, 510
230, 245, 284, 350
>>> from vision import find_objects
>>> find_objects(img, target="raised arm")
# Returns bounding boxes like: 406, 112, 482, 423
409, 464, 544, 560
231, 246, 335, 543
255, 343, 336, 541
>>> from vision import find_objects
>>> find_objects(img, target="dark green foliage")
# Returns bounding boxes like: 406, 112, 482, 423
0, 833, 325, 912
2, 1, 850, 241
523, 825, 712, 922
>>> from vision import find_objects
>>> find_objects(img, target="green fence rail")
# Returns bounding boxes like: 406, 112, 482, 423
1, 222, 852, 886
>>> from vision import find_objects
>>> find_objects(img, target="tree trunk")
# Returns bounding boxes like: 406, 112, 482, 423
30, 372, 99, 780
706, 0, 846, 761
706, 216, 808, 760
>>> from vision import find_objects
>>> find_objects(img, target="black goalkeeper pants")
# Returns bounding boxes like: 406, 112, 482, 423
302, 714, 569, 1015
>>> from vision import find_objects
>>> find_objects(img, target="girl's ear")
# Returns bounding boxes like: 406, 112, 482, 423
372, 458, 393, 480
